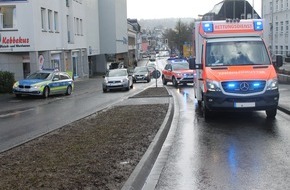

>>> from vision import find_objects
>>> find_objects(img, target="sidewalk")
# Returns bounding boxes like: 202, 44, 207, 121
277, 62, 290, 114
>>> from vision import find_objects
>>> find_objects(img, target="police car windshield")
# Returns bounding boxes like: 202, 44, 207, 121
27, 72, 52, 80
172, 62, 189, 70
206, 41, 271, 67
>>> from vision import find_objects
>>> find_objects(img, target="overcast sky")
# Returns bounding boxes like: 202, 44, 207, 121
127, 0, 261, 20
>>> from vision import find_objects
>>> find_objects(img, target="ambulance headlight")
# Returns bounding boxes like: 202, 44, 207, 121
206, 80, 221, 92
267, 78, 278, 90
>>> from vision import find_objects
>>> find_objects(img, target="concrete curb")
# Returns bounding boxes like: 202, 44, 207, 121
278, 105, 290, 115
278, 74, 290, 84
121, 95, 174, 190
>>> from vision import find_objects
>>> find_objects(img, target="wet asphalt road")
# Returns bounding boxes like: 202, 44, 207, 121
2, 58, 290, 189
0, 71, 155, 153
144, 81, 290, 190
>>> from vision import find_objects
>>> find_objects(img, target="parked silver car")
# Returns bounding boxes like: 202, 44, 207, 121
102, 69, 133, 92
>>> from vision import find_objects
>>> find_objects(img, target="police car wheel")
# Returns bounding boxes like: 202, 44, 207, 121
66, 86, 72, 95
43, 87, 49, 98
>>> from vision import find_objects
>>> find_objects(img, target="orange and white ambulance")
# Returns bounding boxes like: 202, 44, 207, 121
193, 19, 283, 119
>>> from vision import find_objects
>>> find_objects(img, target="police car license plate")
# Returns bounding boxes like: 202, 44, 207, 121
234, 102, 255, 108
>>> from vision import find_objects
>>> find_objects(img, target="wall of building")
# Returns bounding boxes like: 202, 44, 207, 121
0, 0, 133, 80
0, 0, 90, 80
85, 0, 100, 56
263, 0, 290, 57
99, 0, 128, 54
115, 0, 128, 54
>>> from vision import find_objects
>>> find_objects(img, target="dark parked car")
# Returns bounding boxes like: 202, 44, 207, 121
132, 66, 151, 83
109, 62, 124, 69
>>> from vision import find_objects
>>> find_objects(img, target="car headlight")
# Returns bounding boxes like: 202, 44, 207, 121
176, 72, 182, 77
206, 80, 221, 92
122, 78, 128, 82
13, 82, 19, 88
267, 78, 278, 90
31, 84, 42, 89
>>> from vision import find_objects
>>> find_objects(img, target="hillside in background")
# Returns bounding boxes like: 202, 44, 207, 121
137, 18, 195, 30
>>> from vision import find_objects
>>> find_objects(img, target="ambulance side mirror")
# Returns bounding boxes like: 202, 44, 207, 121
195, 63, 203, 69
274, 55, 283, 68
189, 57, 202, 70
189, 58, 195, 69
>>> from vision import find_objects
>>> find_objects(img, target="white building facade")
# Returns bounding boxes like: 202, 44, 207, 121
0, 0, 92, 80
97, 0, 129, 72
0, 0, 132, 80
263, 0, 290, 58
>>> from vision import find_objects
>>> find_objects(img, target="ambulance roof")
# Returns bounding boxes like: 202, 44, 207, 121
199, 19, 263, 38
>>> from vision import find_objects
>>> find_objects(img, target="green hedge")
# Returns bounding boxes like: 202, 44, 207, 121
0, 71, 15, 93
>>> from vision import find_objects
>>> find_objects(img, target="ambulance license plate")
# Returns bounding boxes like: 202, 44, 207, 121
234, 102, 255, 108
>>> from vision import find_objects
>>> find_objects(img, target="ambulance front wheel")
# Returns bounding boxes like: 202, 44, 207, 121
266, 108, 277, 119
202, 99, 211, 120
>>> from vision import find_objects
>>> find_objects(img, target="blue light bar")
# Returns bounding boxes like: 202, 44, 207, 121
227, 83, 236, 88
202, 22, 213, 33
254, 20, 263, 31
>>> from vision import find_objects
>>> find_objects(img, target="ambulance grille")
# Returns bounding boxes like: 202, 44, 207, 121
221, 80, 266, 94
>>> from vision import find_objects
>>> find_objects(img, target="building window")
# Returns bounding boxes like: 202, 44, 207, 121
281, 46, 283, 55
275, 46, 278, 54
48, 9, 52, 32
281, 0, 284, 10
80, 19, 83, 35
286, 21, 289, 33
276, 0, 279, 11
0, 5, 16, 29
281, 21, 284, 33
276, 22, 279, 32
76, 18, 79, 35
41, 7, 46, 31
54, 11, 59, 32
270, 2, 273, 11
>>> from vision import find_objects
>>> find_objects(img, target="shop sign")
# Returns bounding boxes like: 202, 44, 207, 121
0, 33, 30, 49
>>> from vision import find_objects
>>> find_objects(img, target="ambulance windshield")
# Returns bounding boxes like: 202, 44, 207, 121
206, 40, 270, 67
